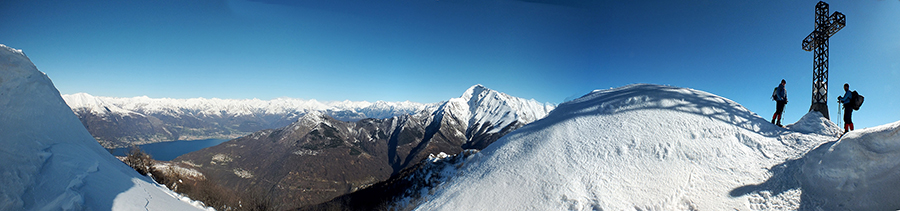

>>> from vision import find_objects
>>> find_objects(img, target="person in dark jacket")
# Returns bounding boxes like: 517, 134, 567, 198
771, 79, 787, 126
838, 83, 854, 132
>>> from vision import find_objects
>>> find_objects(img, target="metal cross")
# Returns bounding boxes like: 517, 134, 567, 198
802, 1, 845, 120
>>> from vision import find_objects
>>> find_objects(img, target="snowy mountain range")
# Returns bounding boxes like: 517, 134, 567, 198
172, 84, 555, 209
7, 41, 898, 211
0, 44, 207, 210
62, 93, 437, 148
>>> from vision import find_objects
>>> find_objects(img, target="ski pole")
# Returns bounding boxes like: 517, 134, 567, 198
780, 101, 784, 126
838, 102, 842, 128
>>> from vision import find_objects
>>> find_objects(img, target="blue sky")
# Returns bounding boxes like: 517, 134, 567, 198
1, 0, 898, 128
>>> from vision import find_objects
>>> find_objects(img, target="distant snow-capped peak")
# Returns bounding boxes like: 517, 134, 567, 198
445, 84, 555, 135
62, 93, 141, 116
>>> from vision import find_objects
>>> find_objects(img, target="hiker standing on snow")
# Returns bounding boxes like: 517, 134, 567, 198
838, 83, 854, 132
771, 79, 788, 127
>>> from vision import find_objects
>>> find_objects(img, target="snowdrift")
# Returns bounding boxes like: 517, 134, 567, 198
0, 44, 206, 210
801, 120, 900, 210
414, 84, 850, 210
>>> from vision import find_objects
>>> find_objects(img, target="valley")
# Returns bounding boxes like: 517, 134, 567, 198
70, 85, 554, 210
63, 93, 435, 148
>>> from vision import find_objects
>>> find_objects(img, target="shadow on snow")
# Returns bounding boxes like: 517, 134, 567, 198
497, 84, 829, 209
729, 140, 838, 210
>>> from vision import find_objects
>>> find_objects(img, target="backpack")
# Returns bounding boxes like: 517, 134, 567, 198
771, 87, 777, 101
851, 91, 864, 110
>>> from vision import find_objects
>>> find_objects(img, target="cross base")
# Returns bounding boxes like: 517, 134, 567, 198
809, 102, 830, 120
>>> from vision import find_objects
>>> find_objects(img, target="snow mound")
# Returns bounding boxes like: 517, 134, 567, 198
0, 44, 207, 210
801, 120, 900, 210
414, 84, 838, 210
785, 111, 842, 136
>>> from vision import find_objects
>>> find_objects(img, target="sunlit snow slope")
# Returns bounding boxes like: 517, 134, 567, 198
0, 44, 206, 210
415, 84, 867, 210
801, 121, 900, 210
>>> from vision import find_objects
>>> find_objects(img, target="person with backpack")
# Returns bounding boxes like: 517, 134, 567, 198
838, 83, 854, 133
771, 79, 788, 127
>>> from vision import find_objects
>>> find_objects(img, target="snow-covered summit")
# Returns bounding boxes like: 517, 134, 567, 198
457, 84, 554, 127
439, 84, 555, 149
295, 110, 329, 128
785, 111, 842, 136
64, 92, 142, 116
0, 44, 206, 210
414, 84, 848, 210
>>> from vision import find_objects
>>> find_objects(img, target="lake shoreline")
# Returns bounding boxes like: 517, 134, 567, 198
109, 138, 231, 161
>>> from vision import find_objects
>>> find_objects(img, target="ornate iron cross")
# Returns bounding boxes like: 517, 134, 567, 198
802, 1, 845, 120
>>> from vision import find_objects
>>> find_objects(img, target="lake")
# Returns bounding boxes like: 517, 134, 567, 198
110, 139, 230, 161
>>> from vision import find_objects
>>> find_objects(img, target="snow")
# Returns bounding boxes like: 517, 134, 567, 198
444, 84, 555, 138
0, 44, 208, 210
153, 163, 205, 179
62, 91, 433, 120
785, 111, 842, 136
801, 120, 900, 210
391, 150, 480, 210
413, 84, 900, 210
7, 40, 899, 210
60, 92, 142, 116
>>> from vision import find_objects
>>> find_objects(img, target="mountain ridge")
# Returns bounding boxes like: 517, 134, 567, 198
64, 93, 435, 118
171, 84, 554, 209
62, 93, 441, 148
